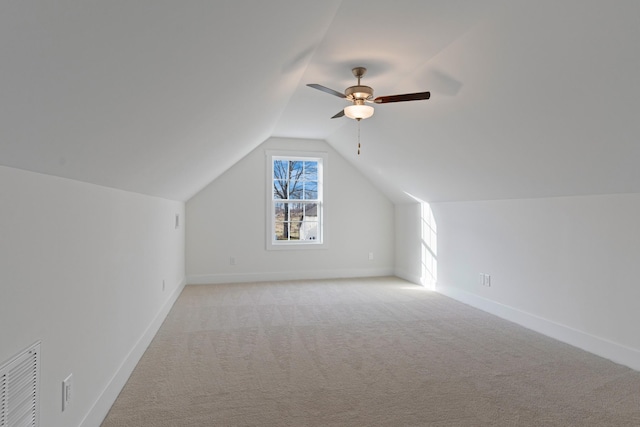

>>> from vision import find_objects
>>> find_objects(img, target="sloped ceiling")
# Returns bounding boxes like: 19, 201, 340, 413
2, 1, 640, 203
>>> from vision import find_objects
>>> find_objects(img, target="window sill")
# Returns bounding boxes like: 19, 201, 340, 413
267, 241, 327, 251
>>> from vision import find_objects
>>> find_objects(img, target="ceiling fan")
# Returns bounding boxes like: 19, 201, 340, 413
307, 66, 430, 121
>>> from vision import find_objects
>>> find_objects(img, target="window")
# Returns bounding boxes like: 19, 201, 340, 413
266, 151, 325, 249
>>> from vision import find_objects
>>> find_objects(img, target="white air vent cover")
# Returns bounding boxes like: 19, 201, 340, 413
0, 342, 40, 427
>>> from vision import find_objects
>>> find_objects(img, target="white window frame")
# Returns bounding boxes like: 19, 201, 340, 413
266, 150, 327, 250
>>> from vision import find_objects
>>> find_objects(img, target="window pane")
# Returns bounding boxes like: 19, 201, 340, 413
304, 181, 317, 200
290, 161, 303, 181
304, 161, 318, 181
289, 222, 302, 240
288, 203, 304, 222
303, 203, 318, 218
300, 220, 318, 241
274, 202, 286, 221
274, 222, 288, 240
289, 181, 303, 200
273, 160, 288, 180
273, 180, 287, 199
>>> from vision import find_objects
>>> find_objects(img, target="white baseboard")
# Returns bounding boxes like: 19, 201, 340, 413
187, 268, 395, 285
80, 277, 187, 427
436, 285, 640, 372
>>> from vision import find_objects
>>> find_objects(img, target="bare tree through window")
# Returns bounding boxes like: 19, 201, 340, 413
272, 159, 319, 241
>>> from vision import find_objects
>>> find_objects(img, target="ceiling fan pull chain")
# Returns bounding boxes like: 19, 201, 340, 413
357, 120, 361, 155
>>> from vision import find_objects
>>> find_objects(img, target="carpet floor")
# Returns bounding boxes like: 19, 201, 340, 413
101, 277, 640, 426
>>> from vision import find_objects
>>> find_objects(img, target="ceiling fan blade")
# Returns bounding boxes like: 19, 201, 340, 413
374, 91, 431, 104
331, 109, 345, 119
307, 84, 346, 99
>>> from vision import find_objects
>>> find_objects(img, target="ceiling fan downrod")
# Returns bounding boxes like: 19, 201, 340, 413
352, 66, 366, 85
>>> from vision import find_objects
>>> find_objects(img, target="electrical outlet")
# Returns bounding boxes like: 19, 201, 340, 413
229, 257, 236, 266
368, 252, 374, 261
480, 273, 491, 287
162, 279, 165, 291
62, 374, 73, 411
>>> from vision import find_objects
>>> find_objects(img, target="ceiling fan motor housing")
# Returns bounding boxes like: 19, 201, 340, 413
345, 85, 373, 101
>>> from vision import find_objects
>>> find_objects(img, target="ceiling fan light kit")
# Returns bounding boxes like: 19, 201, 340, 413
344, 104, 374, 120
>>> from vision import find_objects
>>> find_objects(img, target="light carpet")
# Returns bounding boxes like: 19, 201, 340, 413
101, 277, 640, 426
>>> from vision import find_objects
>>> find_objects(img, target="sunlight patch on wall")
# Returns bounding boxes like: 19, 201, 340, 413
404, 192, 438, 290
420, 201, 438, 290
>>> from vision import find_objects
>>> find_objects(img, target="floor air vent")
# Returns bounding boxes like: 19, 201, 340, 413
0, 342, 40, 427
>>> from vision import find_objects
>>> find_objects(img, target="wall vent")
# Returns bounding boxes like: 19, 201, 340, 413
0, 342, 40, 427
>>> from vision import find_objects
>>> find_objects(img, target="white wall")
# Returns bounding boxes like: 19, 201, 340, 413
431, 193, 640, 370
187, 137, 395, 284
0, 165, 185, 427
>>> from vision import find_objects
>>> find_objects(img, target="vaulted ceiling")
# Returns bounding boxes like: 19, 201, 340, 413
2, 1, 639, 203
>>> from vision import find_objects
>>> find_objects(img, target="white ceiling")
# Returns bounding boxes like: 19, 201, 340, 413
2, 1, 639, 203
